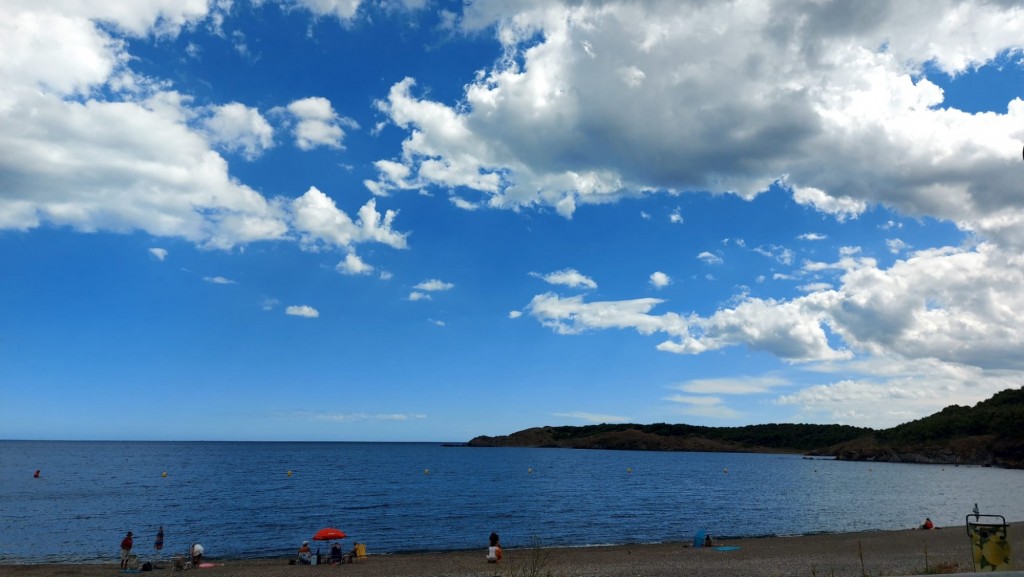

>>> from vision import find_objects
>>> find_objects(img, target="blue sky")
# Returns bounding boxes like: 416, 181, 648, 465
2, 1, 1024, 442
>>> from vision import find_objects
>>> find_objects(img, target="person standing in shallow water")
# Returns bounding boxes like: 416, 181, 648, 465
120, 531, 133, 569
486, 532, 502, 563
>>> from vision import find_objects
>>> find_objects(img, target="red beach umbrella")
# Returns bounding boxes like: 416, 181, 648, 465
313, 528, 346, 541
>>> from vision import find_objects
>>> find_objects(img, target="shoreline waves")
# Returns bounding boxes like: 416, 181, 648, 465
3, 523, 1021, 577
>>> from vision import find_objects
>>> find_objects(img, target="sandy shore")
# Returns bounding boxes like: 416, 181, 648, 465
3, 523, 1021, 577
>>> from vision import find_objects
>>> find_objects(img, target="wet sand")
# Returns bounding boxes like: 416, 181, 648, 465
3, 523, 1021, 577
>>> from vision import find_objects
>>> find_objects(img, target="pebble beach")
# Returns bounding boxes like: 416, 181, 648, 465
3, 523, 1021, 577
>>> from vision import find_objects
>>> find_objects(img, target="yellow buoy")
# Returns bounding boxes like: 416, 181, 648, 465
161, 472, 168, 478
424, 469, 430, 475
627, 468, 633, 474
287, 470, 292, 477
527, 468, 533, 474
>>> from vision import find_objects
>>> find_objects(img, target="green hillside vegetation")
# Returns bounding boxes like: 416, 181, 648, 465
830, 387, 1024, 468
467, 387, 1024, 469
875, 387, 1024, 444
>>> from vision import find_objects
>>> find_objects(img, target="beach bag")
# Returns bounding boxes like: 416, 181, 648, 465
141, 562, 152, 571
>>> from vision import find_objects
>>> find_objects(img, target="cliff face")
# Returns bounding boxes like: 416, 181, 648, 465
830, 387, 1024, 468
829, 435, 1024, 469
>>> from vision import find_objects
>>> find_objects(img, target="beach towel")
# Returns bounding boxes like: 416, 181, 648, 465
715, 546, 741, 551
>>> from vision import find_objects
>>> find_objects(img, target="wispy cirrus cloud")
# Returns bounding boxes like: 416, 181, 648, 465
551, 411, 630, 424
289, 411, 428, 423
663, 395, 742, 419
669, 376, 790, 395
204, 276, 236, 285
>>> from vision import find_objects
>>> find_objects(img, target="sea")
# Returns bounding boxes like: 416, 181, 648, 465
2, 441, 1023, 564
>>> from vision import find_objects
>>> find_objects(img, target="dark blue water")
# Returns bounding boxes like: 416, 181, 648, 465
2, 441, 1022, 564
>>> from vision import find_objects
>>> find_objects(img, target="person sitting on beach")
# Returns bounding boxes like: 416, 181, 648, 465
191, 543, 204, 566
921, 518, 934, 530
704, 534, 714, 547
329, 542, 343, 564
486, 532, 502, 563
297, 541, 312, 565
343, 543, 363, 563
120, 531, 134, 569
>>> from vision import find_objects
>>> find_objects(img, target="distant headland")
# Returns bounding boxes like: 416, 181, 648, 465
467, 387, 1024, 469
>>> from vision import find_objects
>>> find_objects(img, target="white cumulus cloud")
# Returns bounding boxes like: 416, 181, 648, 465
200, 102, 274, 160
286, 305, 320, 318
366, 1, 1024, 252
530, 269, 598, 289
527, 241, 1024, 427
337, 253, 374, 275
285, 96, 358, 151
697, 252, 723, 265
291, 187, 408, 251
414, 279, 455, 291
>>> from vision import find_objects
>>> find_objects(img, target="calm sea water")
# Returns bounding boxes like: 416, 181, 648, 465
1, 441, 1022, 564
